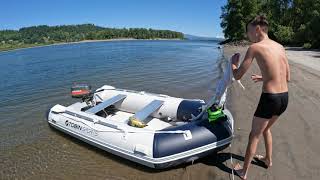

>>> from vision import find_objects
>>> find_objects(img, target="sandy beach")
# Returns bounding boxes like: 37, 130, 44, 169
222, 45, 320, 179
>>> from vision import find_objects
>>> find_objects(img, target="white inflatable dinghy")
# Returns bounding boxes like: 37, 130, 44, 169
46, 62, 237, 169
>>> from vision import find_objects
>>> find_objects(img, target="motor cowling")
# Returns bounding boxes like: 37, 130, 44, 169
71, 83, 92, 98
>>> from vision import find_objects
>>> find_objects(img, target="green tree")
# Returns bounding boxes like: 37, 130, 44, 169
220, 0, 320, 48
221, 0, 245, 40
221, 0, 259, 41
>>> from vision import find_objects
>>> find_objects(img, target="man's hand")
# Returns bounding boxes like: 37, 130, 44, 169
231, 46, 255, 80
251, 74, 262, 83
231, 53, 241, 68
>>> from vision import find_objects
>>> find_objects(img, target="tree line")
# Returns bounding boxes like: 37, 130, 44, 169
0, 24, 184, 51
221, 0, 320, 48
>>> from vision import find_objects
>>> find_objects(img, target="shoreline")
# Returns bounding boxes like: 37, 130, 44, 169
223, 45, 320, 179
0, 38, 183, 53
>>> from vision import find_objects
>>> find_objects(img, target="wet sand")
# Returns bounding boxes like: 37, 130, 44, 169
224, 46, 320, 179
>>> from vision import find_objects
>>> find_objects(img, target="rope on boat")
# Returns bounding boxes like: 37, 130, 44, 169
60, 114, 191, 135
229, 141, 235, 180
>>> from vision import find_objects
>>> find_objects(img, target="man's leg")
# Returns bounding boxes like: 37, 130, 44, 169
234, 116, 270, 179
256, 115, 279, 167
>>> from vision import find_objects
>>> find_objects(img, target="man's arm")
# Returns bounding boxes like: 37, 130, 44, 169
232, 46, 255, 80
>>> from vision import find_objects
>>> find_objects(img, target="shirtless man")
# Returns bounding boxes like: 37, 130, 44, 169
231, 15, 290, 179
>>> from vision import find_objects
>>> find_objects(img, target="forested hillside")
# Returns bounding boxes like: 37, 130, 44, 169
221, 0, 320, 48
0, 24, 184, 51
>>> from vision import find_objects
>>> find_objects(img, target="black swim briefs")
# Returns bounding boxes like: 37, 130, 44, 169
254, 92, 288, 119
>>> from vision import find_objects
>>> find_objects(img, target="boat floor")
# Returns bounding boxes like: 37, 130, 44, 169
69, 102, 182, 131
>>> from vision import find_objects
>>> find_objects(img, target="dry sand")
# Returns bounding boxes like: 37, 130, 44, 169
223, 45, 320, 180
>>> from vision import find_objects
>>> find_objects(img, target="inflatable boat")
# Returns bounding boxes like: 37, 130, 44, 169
46, 62, 238, 169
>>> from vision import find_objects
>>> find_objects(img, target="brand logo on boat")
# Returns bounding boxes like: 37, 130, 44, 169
65, 120, 98, 136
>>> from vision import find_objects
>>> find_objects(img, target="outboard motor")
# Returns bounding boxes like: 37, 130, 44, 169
71, 83, 92, 98
71, 83, 94, 106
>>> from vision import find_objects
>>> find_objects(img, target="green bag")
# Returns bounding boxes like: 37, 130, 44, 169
207, 107, 225, 123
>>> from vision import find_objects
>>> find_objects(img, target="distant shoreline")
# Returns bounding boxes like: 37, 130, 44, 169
0, 38, 183, 53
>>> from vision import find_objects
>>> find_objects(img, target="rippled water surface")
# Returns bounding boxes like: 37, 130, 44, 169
0, 40, 224, 179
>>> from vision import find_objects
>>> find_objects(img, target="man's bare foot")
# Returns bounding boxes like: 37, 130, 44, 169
233, 163, 247, 180
254, 155, 272, 168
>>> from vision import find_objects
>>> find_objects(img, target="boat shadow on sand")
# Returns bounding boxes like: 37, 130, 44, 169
49, 125, 266, 175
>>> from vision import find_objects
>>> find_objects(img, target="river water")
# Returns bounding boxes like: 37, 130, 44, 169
0, 40, 225, 179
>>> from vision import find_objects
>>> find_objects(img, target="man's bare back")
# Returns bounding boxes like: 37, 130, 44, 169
252, 39, 289, 93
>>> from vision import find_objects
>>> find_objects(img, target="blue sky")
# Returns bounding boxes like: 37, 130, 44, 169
0, 0, 227, 37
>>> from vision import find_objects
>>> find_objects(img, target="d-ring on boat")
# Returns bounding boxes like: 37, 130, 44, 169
46, 62, 237, 169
